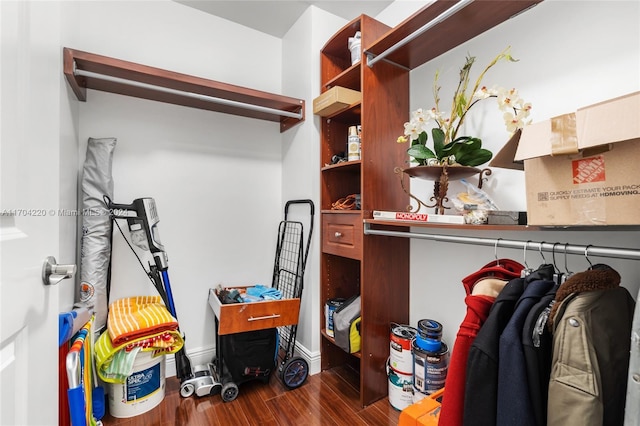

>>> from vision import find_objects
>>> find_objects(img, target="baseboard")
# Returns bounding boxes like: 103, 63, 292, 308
165, 340, 321, 378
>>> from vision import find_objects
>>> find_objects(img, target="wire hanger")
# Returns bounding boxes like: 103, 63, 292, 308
552, 242, 564, 285
538, 241, 548, 265
584, 244, 594, 269
521, 240, 533, 277
494, 238, 502, 267
561, 242, 573, 284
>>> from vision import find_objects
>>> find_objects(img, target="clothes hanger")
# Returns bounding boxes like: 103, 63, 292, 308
538, 241, 548, 265
560, 242, 573, 284
494, 238, 502, 267
520, 240, 533, 278
584, 244, 594, 269
551, 242, 564, 285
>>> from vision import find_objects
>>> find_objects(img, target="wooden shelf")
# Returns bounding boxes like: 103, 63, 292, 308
365, 219, 640, 232
365, 0, 543, 70
366, 219, 536, 231
325, 63, 361, 91
63, 47, 305, 132
321, 160, 361, 172
321, 328, 361, 359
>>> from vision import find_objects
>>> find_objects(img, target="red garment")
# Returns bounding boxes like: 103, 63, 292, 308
438, 259, 524, 426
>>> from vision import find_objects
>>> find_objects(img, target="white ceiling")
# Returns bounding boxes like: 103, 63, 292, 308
175, 1, 394, 38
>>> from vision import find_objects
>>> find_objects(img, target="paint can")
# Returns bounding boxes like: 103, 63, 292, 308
412, 386, 428, 403
390, 323, 417, 375
108, 351, 165, 418
412, 319, 449, 395
325, 298, 345, 338
387, 359, 414, 411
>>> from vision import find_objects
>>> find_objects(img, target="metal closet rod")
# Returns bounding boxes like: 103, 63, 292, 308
363, 223, 640, 261
73, 66, 304, 120
366, 0, 474, 68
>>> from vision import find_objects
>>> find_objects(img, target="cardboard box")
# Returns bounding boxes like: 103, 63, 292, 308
313, 86, 361, 116
514, 92, 640, 226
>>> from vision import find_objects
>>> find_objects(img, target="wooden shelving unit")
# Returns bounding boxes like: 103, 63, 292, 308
318, 0, 545, 407
365, 0, 543, 70
318, 15, 410, 407
63, 47, 305, 132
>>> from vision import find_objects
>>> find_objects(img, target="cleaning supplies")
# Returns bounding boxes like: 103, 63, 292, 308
347, 125, 361, 161
348, 31, 361, 65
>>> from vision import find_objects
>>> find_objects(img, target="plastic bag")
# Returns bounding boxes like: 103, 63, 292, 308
452, 179, 499, 225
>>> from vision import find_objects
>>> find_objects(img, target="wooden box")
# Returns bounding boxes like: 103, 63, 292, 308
313, 86, 361, 117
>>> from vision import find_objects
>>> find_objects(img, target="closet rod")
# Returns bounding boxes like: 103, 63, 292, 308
73, 67, 304, 120
366, 0, 473, 68
363, 223, 640, 261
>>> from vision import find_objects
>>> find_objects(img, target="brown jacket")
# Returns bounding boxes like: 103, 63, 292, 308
548, 266, 635, 426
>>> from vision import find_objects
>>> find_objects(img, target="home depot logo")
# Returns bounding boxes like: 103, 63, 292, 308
572, 155, 605, 184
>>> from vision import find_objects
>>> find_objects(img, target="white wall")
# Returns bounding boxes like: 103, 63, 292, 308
280, 6, 347, 370
61, 0, 288, 369
395, 0, 640, 347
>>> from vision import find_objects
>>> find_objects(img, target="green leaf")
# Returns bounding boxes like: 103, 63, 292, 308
407, 144, 436, 160
441, 137, 481, 158
456, 148, 493, 167
452, 136, 481, 149
418, 131, 428, 145
432, 128, 445, 158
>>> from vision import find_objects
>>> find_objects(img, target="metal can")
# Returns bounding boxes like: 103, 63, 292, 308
325, 298, 345, 337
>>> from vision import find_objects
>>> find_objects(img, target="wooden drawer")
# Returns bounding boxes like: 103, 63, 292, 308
322, 213, 363, 259
208, 288, 300, 335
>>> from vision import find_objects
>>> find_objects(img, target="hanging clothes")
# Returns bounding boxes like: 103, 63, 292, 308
624, 286, 640, 425
496, 274, 555, 426
463, 265, 555, 426
522, 282, 559, 426
547, 265, 635, 426
438, 259, 524, 426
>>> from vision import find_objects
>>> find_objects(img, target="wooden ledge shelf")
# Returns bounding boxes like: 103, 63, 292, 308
365, 219, 536, 232
321, 328, 361, 359
365, 0, 543, 70
63, 47, 305, 132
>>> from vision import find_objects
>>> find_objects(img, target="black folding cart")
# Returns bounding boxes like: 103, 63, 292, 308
207, 199, 314, 401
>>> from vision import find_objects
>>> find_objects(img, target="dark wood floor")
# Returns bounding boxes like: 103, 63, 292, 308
101, 366, 401, 425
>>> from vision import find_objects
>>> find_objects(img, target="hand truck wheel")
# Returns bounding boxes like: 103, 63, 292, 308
280, 357, 308, 390
180, 382, 195, 398
221, 382, 239, 402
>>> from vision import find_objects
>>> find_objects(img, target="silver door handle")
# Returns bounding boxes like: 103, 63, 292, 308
42, 256, 76, 286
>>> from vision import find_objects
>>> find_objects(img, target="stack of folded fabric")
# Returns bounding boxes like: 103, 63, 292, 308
95, 296, 184, 383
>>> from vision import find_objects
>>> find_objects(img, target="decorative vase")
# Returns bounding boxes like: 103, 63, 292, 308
395, 164, 491, 215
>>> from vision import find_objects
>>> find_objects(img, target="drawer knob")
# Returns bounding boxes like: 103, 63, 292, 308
334, 232, 343, 238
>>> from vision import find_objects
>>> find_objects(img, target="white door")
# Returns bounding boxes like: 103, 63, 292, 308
1, 1, 65, 424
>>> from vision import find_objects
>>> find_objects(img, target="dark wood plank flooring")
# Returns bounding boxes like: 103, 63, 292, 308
101, 366, 401, 425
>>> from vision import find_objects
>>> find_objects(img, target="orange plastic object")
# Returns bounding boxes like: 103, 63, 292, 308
398, 388, 445, 426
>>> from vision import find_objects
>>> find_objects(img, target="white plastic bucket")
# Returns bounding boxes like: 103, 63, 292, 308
108, 351, 165, 418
